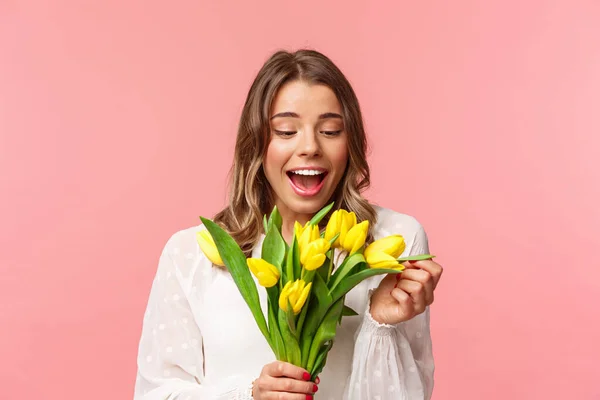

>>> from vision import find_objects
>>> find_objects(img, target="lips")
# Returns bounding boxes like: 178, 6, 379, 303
286, 169, 328, 197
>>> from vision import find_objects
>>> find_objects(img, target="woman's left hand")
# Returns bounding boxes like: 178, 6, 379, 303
369, 259, 443, 325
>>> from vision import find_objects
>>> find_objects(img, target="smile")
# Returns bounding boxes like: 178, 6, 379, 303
286, 168, 328, 197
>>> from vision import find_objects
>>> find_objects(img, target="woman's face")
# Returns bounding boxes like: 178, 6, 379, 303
264, 80, 349, 222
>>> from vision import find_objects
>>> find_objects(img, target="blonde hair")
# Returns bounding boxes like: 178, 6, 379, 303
214, 49, 377, 256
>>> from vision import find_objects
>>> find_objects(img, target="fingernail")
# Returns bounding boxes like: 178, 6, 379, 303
315, 376, 320, 384
306, 395, 313, 400
303, 372, 311, 381
313, 384, 319, 392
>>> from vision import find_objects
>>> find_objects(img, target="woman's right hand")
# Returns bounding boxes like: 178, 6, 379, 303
252, 361, 319, 399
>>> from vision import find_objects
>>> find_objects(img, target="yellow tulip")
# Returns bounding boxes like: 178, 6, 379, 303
324, 209, 357, 248
295, 221, 320, 252
341, 220, 369, 255
294, 221, 305, 240
324, 210, 343, 243
300, 238, 331, 270
247, 258, 280, 287
364, 234, 406, 269
196, 229, 224, 267
279, 279, 312, 314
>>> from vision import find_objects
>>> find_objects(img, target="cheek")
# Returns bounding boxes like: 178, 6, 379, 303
264, 142, 288, 177
330, 141, 349, 171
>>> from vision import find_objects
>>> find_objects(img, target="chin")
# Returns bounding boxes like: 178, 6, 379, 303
287, 196, 330, 216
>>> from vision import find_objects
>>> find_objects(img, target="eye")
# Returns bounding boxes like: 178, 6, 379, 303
321, 130, 342, 137
274, 130, 296, 137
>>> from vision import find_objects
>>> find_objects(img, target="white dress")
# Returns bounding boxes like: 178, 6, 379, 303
134, 205, 435, 400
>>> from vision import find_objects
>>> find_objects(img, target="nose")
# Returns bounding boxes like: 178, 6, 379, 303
297, 129, 321, 157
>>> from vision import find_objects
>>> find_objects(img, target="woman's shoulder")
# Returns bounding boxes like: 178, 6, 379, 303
162, 223, 206, 253
156, 223, 217, 276
371, 204, 429, 255
372, 204, 425, 236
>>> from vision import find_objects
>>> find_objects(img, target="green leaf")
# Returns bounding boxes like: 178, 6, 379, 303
200, 217, 272, 350
311, 271, 333, 314
317, 249, 333, 284
396, 254, 436, 262
328, 252, 366, 293
266, 286, 280, 321
296, 288, 310, 336
309, 339, 333, 378
308, 201, 334, 226
262, 221, 286, 272
329, 267, 403, 304
267, 290, 286, 360
306, 297, 344, 373
304, 267, 317, 280
285, 236, 298, 283
341, 304, 358, 317
337, 302, 358, 326
292, 236, 301, 281
267, 206, 283, 232
286, 299, 298, 337
263, 214, 268, 234
299, 272, 332, 367
281, 241, 289, 287
278, 306, 301, 365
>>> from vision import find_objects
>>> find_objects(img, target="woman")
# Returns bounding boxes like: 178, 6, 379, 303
134, 49, 443, 400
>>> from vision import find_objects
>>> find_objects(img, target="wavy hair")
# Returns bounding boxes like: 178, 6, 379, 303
213, 49, 377, 257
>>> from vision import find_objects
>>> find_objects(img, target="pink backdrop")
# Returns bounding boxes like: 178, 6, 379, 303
1, 1, 599, 399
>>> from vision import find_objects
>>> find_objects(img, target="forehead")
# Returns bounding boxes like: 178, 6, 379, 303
270, 80, 342, 116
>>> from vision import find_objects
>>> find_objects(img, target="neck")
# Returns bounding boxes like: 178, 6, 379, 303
276, 204, 313, 244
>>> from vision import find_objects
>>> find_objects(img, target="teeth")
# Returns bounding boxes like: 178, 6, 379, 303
291, 169, 325, 176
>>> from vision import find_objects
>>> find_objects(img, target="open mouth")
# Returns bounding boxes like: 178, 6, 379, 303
286, 169, 328, 195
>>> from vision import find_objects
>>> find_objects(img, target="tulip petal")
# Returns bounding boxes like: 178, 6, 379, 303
324, 210, 341, 242
343, 220, 369, 254
364, 235, 406, 259
279, 279, 311, 314
300, 239, 330, 270
294, 221, 303, 239
247, 258, 280, 287
304, 253, 326, 271
196, 230, 224, 266
257, 272, 278, 287
294, 282, 312, 314
247, 258, 260, 275
349, 230, 367, 255
279, 281, 293, 310
366, 251, 401, 269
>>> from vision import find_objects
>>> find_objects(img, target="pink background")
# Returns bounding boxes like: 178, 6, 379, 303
1, 1, 599, 399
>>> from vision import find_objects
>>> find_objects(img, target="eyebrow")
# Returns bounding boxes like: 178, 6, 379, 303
270, 112, 343, 120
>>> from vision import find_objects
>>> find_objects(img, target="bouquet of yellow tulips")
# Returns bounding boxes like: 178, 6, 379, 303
198, 203, 433, 378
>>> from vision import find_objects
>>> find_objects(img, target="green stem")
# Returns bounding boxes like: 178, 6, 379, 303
278, 307, 301, 365
306, 297, 344, 373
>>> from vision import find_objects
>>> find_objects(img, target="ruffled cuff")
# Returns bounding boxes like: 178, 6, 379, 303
240, 380, 254, 400
362, 289, 399, 336
209, 376, 255, 400
232, 378, 255, 400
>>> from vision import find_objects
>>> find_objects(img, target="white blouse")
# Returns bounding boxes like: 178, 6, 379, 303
134, 205, 435, 400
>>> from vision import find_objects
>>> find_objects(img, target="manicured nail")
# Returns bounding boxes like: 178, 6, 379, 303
315, 376, 320, 384
306, 395, 313, 400
313, 384, 319, 392
303, 372, 311, 381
